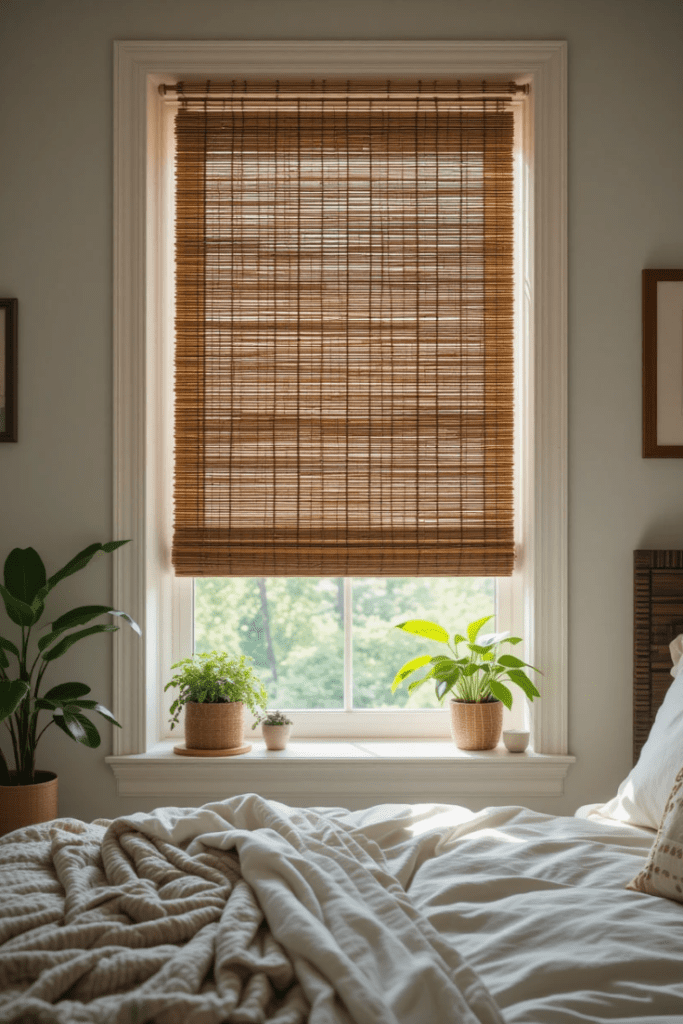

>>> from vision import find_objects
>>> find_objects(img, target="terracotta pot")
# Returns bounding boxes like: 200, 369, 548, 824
184, 701, 244, 750
449, 699, 503, 750
262, 723, 292, 751
0, 771, 58, 838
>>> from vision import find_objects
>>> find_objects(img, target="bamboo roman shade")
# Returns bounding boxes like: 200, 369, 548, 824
172, 80, 515, 576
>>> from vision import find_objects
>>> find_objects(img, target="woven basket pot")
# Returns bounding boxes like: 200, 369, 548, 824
184, 701, 244, 750
0, 771, 58, 838
262, 724, 292, 751
449, 699, 504, 751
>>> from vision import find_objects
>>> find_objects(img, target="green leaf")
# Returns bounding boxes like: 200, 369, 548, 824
38, 628, 66, 653
498, 654, 542, 673
507, 669, 541, 700
41, 624, 118, 663
432, 661, 458, 680
435, 677, 457, 702
30, 601, 45, 625
0, 584, 36, 627
462, 663, 481, 677
469, 643, 495, 655
52, 711, 76, 742
466, 616, 494, 644
34, 540, 132, 603
391, 654, 433, 692
3, 547, 47, 605
70, 700, 121, 727
101, 540, 130, 554
0, 636, 20, 660
395, 620, 450, 643
34, 698, 58, 711
53, 708, 101, 747
69, 712, 101, 747
496, 654, 526, 668
452, 633, 467, 644
49, 604, 141, 637
0, 648, 7, 669
43, 681, 91, 702
407, 671, 435, 693
0, 679, 30, 720
489, 679, 513, 710
38, 605, 141, 652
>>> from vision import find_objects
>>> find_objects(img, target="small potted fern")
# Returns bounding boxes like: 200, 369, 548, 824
252, 710, 293, 750
392, 615, 542, 750
165, 651, 267, 756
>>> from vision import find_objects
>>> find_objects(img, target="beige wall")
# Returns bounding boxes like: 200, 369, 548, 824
1, 0, 682, 821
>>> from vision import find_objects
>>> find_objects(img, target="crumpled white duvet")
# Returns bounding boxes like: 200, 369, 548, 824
380, 803, 683, 1024
0, 794, 504, 1024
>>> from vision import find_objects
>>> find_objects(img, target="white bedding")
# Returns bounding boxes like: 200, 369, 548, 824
375, 803, 683, 1023
0, 795, 502, 1024
1, 797, 681, 1023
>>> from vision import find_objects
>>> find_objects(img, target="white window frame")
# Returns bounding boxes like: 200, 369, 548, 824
157, 85, 527, 741
110, 40, 568, 797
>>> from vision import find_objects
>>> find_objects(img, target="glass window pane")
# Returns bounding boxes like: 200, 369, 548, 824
193, 577, 344, 709
351, 577, 495, 709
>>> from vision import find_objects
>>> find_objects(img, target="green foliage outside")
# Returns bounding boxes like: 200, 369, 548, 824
194, 577, 494, 710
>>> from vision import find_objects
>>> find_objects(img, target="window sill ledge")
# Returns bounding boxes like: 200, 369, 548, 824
106, 740, 575, 800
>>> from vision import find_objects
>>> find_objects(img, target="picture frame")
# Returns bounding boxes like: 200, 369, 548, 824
643, 269, 683, 457
0, 298, 18, 443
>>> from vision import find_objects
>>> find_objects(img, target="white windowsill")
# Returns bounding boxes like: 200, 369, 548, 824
106, 740, 575, 800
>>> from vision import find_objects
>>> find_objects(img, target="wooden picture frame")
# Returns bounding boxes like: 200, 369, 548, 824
643, 269, 683, 457
0, 298, 17, 443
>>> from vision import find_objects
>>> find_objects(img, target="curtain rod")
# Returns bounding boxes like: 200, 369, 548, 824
158, 82, 529, 100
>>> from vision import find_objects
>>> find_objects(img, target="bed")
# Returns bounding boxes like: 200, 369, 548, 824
1, 549, 682, 1023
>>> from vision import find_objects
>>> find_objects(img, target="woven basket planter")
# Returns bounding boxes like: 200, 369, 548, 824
0, 771, 58, 838
450, 699, 504, 751
185, 701, 245, 751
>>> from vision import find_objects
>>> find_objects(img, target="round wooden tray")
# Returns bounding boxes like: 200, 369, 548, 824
173, 743, 252, 758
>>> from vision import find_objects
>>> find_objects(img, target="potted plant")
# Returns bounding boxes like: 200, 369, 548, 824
252, 710, 293, 750
166, 651, 267, 756
0, 541, 139, 835
392, 615, 541, 750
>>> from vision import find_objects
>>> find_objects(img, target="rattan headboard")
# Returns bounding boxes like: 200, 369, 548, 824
634, 550, 683, 764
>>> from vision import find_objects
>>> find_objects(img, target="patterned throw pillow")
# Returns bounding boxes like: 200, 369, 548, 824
627, 764, 683, 903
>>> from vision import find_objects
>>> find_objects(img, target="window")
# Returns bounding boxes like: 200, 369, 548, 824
193, 576, 495, 711
111, 42, 567, 780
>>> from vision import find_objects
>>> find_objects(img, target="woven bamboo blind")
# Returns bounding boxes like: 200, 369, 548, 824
173, 80, 515, 576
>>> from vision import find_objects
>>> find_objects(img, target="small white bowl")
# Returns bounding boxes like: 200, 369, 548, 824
503, 729, 530, 753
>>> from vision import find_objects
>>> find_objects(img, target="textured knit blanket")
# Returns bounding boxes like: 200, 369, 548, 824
0, 795, 503, 1024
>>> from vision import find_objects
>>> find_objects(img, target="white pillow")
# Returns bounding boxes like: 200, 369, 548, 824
598, 635, 683, 831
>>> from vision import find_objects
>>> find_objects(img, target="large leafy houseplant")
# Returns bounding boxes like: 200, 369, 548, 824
165, 651, 267, 730
392, 614, 542, 709
0, 541, 140, 785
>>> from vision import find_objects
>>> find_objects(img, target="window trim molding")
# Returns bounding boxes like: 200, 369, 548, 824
113, 40, 567, 761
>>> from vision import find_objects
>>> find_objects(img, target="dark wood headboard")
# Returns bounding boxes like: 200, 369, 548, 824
634, 550, 683, 763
